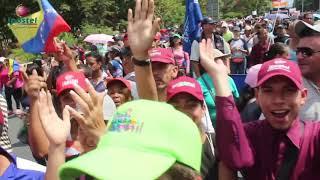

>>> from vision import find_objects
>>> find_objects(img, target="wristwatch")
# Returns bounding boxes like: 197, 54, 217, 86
132, 57, 151, 66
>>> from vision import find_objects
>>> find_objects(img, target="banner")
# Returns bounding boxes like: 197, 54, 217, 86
9, 0, 71, 54
272, 0, 294, 8
183, 0, 203, 54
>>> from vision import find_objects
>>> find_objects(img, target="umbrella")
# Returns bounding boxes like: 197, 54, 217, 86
265, 13, 289, 20
84, 34, 114, 44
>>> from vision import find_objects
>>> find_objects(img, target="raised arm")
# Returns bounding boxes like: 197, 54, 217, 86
199, 39, 254, 170
68, 79, 106, 153
127, 0, 159, 101
53, 38, 78, 72
23, 70, 50, 159
37, 90, 70, 180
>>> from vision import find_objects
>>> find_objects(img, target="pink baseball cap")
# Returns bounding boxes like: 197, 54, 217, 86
149, 48, 175, 65
56, 71, 88, 96
257, 58, 303, 89
245, 64, 262, 88
107, 78, 131, 91
154, 32, 161, 40
167, 76, 204, 101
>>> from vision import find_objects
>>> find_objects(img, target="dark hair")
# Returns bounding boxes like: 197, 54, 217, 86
107, 81, 133, 105
77, 64, 92, 79
26, 63, 43, 76
158, 163, 201, 180
264, 42, 289, 61
121, 47, 132, 58
169, 36, 181, 48
237, 85, 256, 112
86, 52, 103, 64
303, 12, 313, 19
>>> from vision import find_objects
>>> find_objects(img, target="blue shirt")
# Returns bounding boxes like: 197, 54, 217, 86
1, 154, 45, 180
110, 59, 123, 78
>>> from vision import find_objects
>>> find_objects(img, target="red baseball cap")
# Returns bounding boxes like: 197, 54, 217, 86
149, 48, 175, 65
107, 78, 131, 91
257, 58, 303, 89
123, 33, 128, 41
56, 71, 88, 96
167, 76, 204, 102
154, 32, 161, 41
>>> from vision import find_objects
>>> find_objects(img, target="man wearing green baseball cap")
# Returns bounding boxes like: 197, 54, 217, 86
59, 100, 203, 179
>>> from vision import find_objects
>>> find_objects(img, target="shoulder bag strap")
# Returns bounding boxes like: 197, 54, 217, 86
201, 76, 216, 101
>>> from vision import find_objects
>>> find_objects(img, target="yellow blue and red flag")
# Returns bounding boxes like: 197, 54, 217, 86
8, 0, 71, 53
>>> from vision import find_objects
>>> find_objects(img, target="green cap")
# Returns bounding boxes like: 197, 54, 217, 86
172, 33, 182, 39
59, 100, 202, 180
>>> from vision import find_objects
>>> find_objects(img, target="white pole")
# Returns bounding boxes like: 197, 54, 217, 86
302, 0, 304, 12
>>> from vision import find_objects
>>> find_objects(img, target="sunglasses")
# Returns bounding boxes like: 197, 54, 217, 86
296, 47, 320, 57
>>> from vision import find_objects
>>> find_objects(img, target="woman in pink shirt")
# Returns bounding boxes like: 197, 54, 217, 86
169, 34, 190, 76
2, 59, 23, 115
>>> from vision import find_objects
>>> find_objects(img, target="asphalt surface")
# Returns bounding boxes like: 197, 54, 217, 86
8, 114, 35, 162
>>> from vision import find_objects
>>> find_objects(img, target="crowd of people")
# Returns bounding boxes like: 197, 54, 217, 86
1, 0, 320, 179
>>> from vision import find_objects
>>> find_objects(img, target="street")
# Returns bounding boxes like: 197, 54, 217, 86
8, 114, 35, 162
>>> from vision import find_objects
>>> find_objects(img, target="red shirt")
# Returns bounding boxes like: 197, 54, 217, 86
249, 42, 269, 67
216, 96, 320, 180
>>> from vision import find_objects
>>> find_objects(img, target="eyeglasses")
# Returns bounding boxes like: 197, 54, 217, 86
296, 47, 320, 57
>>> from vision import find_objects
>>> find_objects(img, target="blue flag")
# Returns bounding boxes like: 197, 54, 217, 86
183, 0, 203, 54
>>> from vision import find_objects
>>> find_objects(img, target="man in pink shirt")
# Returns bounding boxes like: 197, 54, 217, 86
198, 37, 320, 179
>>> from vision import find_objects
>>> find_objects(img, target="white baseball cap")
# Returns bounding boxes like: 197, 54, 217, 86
295, 20, 320, 37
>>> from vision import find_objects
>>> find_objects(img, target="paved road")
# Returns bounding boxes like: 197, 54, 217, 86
8, 114, 35, 162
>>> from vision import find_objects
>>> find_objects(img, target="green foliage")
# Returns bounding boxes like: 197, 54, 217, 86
219, 0, 272, 18
0, 0, 317, 55
155, 0, 185, 27
58, 32, 78, 47
294, 0, 315, 11
80, 23, 117, 36
10, 48, 38, 63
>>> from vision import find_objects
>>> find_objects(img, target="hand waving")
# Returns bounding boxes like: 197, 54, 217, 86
68, 79, 106, 151
199, 39, 229, 77
22, 69, 47, 100
37, 89, 71, 146
199, 39, 231, 97
127, 0, 161, 59
53, 38, 74, 62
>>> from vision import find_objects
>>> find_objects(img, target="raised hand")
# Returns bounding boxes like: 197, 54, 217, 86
53, 38, 74, 62
37, 89, 71, 146
127, 0, 161, 59
199, 39, 229, 77
22, 69, 47, 99
199, 39, 231, 97
68, 79, 106, 151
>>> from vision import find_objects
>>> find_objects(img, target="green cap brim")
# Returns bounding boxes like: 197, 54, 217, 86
59, 146, 176, 180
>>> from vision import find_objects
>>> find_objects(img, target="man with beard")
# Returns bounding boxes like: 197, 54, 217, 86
86, 53, 106, 92
149, 48, 178, 102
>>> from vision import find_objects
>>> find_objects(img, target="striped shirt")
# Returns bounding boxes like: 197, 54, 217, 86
0, 94, 12, 152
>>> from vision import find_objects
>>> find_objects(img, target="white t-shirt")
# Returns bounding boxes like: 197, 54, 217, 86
229, 38, 247, 59
190, 36, 231, 62
103, 94, 117, 121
